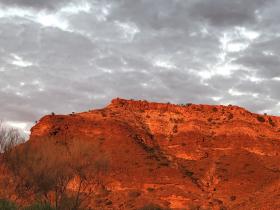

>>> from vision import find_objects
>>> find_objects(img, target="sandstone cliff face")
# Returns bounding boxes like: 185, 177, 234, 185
29, 98, 280, 209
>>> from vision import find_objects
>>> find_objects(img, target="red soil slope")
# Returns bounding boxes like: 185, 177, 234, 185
22, 98, 280, 209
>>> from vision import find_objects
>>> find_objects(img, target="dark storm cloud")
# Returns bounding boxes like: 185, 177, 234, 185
0, 0, 279, 133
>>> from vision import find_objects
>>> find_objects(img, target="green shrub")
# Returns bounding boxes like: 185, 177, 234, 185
59, 196, 76, 210
0, 199, 17, 210
23, 202, 55, 210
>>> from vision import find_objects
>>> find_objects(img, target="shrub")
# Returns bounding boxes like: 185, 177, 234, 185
128, 190, 141, 198
181, 168, 194, 177
159, 161, 169, 167
0, 199, 17, 210
138, 204, 166, 210
172, 125, 178, 133
230, 195, 236, 201
256, 116, 265, 122
105, 200, 112, 205
188, 204, 201, 210
146, 187, 155, 192
268, 117, 275, 126
185, 170, 194, 177
59, 196, 76, 210
23, 202, 55, 210
4, 138, 109, 210
228, 113, 233, 120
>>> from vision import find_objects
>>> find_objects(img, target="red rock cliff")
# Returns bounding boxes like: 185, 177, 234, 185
26, 98, 280, 209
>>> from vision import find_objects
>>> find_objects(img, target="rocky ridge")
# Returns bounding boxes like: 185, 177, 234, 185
10, 98, 280, 209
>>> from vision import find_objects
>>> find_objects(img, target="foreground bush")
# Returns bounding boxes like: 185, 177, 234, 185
23, 202, 55, 210
0, 199, 56, 210
0, 199, 17, 210
3, 137, 109, 210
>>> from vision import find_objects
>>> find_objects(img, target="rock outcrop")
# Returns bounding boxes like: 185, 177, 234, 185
10, 98, 280, 209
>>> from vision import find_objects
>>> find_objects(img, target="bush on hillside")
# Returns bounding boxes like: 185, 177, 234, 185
256, 116, 265, 122
138, 203, 168, 210
268, 117, 275, 126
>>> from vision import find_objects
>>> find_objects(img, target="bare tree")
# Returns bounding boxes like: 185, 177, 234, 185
0, 121, 24, 153
4, 138, 74, 208
4, 137, 109, 210
67, 139, 109, 209
0, 121, 24, 201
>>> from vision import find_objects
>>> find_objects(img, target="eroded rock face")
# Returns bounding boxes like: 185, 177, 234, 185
18, 99, 280, 209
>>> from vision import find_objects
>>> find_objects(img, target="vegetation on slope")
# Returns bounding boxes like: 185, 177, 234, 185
0, 122, 109, 210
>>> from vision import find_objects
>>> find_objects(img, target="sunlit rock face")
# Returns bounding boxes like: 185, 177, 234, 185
14, 98, 280, 209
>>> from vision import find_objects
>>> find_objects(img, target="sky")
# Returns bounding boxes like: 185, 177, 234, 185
0, 0, 280, 135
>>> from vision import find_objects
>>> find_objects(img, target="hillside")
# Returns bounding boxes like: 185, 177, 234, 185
3, 98, 280, 209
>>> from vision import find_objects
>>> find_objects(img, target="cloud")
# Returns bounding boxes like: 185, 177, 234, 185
190, 0, 271, 27
0, 0, 280, 134
0, 0, 72, 10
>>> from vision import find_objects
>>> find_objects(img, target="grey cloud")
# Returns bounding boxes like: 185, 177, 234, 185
190, 0, 270, 27
0, 0, 72, 10
229, 95, 275, 113
233, 35, 280, 78
108, 0, 192, 30
263, 80, 280, 101
0, 0, 280, 133
236, 53, 280, 78
235, 80, 267, 95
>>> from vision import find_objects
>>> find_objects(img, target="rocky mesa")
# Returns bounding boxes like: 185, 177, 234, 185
3, 98, 280, 210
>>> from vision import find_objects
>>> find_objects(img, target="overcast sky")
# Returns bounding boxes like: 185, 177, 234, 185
0, 0, 280, 134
